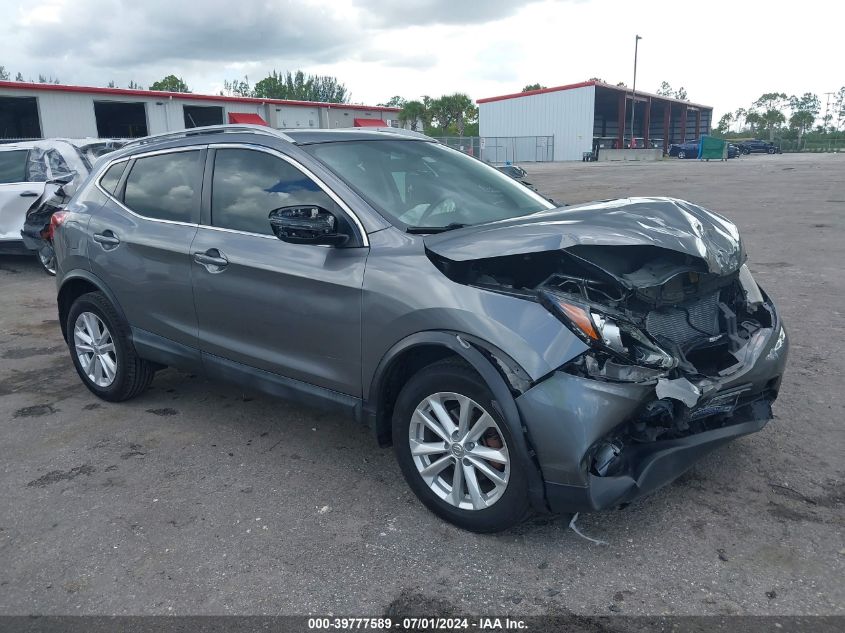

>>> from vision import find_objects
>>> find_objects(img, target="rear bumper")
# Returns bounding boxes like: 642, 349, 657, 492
516, 309, 788, 514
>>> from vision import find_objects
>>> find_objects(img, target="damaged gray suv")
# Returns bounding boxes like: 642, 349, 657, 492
53, 125, 788, 532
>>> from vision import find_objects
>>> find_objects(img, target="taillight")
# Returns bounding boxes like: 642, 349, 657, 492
47, 210, 68, 240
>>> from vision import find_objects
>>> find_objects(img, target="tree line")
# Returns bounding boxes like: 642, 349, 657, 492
379, 95, 478, 137
712, 90, 845, 144
0, 65, 60, 84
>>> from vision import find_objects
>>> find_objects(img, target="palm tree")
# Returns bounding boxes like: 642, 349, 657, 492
399, 100, 426, 131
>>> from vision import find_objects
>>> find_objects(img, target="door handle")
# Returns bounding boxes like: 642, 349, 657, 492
193, 249, 228, 270
19, 191, 39, 197
93, 231, 120, 248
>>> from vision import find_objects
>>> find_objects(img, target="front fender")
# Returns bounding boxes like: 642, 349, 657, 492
365, 330, 549, 513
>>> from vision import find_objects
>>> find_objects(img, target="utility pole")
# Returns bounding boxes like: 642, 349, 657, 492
630, 35, 642, 148
824, 92, 834, 131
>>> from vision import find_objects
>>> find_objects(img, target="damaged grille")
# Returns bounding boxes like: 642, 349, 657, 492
645, 292, 721, 346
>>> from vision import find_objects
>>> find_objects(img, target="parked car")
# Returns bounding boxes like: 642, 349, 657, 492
669, 140, 740, 159
668, 140, 699, 159
53, 125, 788, 532
735, 139, 781, 155
0, 138, 124, 271
20, 175, 79, 275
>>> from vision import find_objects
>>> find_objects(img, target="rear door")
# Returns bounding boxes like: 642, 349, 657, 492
190, 144, 368, 396
0, 148, 46, 245
87, 148, 204, 351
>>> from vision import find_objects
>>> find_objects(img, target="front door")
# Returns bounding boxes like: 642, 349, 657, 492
190, 145, 367, 396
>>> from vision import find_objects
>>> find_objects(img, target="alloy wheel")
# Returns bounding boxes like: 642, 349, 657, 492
409, 392, 510, 510
73, 311, 117, 387
37, 250, 57, 275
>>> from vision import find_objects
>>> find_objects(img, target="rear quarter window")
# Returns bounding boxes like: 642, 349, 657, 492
99, 161, 127, 195
123, 151, 202, 223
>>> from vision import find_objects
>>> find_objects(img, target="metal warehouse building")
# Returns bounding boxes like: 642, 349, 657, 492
0, 81, 401, 140
478, 80, 713, 161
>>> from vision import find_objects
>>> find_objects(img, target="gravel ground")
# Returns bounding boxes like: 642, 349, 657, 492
0, 152, 842, 617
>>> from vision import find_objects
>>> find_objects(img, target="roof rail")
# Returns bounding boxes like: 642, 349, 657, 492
120, 124, 294, 149
368, 127, 434, 140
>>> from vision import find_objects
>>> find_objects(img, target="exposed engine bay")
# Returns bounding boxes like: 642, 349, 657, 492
428, 244, 773, 382
428, 241, 780, 475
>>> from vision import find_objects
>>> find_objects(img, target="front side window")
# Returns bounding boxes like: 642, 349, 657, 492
304, 140, 553, 230
211, 148, 338, 235
0, 150, 28, 184
123, 151, 201, 223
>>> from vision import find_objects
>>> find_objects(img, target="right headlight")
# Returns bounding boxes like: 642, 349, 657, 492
539, 290, 676, 370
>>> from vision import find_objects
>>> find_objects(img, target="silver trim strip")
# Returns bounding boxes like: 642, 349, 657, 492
96, 180, 199, 228
197, 224, 277, 240
119, 125, 294, 150
94, 146, 204, 227
207, 142, 369, 247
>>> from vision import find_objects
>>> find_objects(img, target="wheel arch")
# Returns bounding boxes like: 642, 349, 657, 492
364, 330, 548, 512
57, 270, 127, 342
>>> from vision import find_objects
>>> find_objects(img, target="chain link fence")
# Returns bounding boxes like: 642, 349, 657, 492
433, 136, 554, 163
776, 137, 845, 152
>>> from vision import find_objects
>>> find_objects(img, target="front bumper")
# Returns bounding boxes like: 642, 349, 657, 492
516, 313, 789, 514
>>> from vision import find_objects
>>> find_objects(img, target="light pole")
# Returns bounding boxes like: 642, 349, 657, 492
630, 34, 642, 148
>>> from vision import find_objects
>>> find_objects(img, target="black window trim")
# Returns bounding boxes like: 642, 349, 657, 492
201, 142, 369, 246
95, 146, 205, 227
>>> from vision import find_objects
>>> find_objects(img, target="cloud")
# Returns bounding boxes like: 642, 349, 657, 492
361, 0, 541, 26
20, 0, 358, 67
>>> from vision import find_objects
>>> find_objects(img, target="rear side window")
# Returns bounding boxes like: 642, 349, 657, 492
123, 151, 201, 223
0, 150, 28, 184
211, 148, 337, 235
99, 161, 127, 195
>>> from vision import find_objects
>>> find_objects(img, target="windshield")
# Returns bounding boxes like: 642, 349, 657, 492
304, 140, 554, 230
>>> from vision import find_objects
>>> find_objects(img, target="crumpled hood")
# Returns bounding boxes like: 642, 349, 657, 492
424, 197, 744, 274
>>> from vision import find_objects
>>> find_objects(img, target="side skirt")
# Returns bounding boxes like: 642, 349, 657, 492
131, 327, 362, 420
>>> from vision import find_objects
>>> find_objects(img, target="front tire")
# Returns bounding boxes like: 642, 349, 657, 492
66, 291, 155, 402
392, 360, 531, 532
677, 150, 687, 159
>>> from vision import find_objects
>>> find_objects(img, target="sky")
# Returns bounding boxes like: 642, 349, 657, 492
1, 0, 842, 120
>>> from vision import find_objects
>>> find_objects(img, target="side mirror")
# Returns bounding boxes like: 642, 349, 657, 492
269, 206, 349, 246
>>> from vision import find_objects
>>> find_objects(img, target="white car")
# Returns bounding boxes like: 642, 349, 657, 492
0, 139, 123, 261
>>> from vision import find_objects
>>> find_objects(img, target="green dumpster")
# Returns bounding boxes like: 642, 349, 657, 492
699, 135, 728, 161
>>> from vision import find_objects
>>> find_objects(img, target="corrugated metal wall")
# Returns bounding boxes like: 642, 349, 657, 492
0, 87, 401, 138
479, 86, 595, 161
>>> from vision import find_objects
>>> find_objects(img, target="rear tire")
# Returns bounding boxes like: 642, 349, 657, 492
677, 150, 686, 159
66, 291, 155, 402
392, 360, 531, 532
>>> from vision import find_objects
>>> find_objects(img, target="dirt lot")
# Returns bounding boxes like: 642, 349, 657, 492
0, 153, 842, 617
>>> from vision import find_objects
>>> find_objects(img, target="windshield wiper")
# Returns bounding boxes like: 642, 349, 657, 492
406, 222, 470, 234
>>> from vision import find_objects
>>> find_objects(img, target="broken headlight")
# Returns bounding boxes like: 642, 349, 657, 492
539, 290, 676, 371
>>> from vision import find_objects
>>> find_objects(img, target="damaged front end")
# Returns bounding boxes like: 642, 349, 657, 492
425, 197, 789, 512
